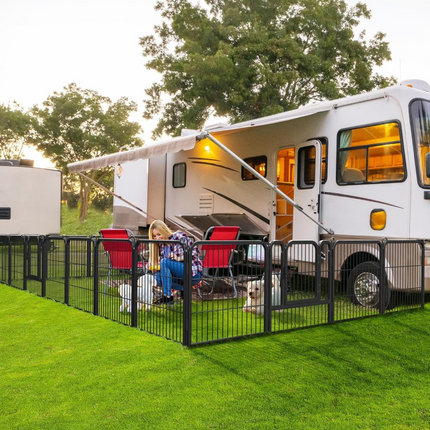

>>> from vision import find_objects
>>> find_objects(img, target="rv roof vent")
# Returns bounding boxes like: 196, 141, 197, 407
400, 79, 430, 92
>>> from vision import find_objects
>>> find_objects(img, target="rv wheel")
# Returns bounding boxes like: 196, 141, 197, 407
347, 262, 390, 308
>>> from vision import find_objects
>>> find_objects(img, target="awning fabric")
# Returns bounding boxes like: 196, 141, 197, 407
67, 133, 200, 173
67, 106, 331, 173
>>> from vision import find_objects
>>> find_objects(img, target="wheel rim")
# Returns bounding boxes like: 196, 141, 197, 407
353, 271, 380, 307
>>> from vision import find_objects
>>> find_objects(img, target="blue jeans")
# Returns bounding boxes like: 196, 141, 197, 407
154, 258, 202, 296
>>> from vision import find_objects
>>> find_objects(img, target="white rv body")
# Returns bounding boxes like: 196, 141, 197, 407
0, 163, 62, 235
70, 80, 430, 293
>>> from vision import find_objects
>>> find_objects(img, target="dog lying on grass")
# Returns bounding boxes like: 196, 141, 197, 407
119, 273, 156, 312
243, 273, 281, 315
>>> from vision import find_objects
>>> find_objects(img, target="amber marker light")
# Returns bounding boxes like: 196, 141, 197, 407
370, 209, 387, 230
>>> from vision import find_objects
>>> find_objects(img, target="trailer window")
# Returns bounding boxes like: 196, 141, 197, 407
410, 100, 430, 187
296, 139, 327, 189
172, 162, 186, 188
337, 122, 405, 184
242, 156, 267, 180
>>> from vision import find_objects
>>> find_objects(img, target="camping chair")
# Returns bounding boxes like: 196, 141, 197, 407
100, 229, 146, 293
198, 226, 241, 298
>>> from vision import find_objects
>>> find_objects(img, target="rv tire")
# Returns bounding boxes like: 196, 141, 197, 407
347, 261, 391, 309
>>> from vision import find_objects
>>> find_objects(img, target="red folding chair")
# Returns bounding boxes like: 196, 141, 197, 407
198, 226, 240, 298
100, 229, 145, 293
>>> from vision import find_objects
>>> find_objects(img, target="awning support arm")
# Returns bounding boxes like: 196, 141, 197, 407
75, 172, 148, 217
199, 132, 334, 235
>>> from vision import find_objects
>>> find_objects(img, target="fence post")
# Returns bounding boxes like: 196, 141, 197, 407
264, 242, 272, 334
379, 239, 387, 315
41, 236, 47, 297
7, 236, 12, 286
93, 238, 99, 316
421, 240, 425, 309
64, 237, 70, 305
182, 244, 192, 347
327, 239, 336, 324
22, 236, 28, 291
131, 240, 138, 328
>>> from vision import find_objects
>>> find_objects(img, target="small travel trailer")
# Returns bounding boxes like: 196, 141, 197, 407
0, 160, 62, 235
68, 79, 430, 296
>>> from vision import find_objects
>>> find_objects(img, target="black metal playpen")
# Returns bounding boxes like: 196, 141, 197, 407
0, 235, 425, 346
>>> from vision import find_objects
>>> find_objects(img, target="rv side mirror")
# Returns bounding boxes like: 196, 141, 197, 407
426, 153, 430, 178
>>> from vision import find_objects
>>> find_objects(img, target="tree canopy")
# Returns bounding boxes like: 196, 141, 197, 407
0, 102, 32, 159
30, 83, 143, 220
141, 0, 396, 137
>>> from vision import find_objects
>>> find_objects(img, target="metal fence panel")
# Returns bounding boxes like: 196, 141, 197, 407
0, 235, 425, 346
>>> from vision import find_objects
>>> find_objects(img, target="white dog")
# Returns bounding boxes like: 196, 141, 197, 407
119, 273, 157, 312
243, 273, 281, 315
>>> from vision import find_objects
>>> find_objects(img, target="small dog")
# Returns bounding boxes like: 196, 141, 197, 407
243, 273, 281, 315
119, 273, 157, 312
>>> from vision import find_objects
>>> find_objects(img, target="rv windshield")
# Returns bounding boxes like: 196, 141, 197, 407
410, 100, 430, 187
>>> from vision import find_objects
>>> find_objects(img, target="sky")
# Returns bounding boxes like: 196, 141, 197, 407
1, 0, 430, 166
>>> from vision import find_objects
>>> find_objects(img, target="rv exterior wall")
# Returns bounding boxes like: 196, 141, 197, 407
113, 159, 149, 233
0, 166, 61, 235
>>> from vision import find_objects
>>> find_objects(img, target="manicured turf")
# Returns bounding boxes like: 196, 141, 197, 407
1, 283, 430, 429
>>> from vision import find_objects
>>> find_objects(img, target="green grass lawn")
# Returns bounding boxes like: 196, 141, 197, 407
61, 205, 113, 236
1, 282, 430, 429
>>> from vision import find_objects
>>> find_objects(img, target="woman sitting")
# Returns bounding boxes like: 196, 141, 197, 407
149, 220, 202, 305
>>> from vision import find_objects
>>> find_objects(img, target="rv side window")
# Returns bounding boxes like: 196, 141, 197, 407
410, 100, 430, 187
242, 156, 267, 180
337, 122, 405, 185
297, 146, 316, 189
307, 138, 328, 184
172, 162, 186, 188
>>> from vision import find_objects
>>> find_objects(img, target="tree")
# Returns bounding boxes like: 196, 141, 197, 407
140, 0, 396, 137
31, 83, 143, 221
0, 102, 32, 159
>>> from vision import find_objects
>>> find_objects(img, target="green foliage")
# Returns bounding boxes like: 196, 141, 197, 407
30, 83, 143, 172
0, 102, 32, 159
2, 284, 430, 429
141, 0, 396, 137
30, 83, 143, 221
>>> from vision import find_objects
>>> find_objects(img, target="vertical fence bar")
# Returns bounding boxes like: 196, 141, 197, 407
86, 239, 92, 278
326, 239, 335, 324
183, 245, 192, 347
131, 240, 138, 328
64, 237, 70, 306
263, 242, 273, 334
41, 236, 47, 297
379, 240, 386, 315
93, 238, 99, 316
7, 236, 12, 286
22, 236, 28, 291
421, 240, 425, 309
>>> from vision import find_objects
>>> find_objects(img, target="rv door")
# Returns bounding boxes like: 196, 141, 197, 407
293, 140, 322, 241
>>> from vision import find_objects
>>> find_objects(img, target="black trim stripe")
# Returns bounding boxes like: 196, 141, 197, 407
203, 188, 270, 224
321, 191, 404, 209
188, 157, 220, 162
192, 161, 239, 173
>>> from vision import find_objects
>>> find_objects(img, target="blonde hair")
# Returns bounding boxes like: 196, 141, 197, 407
148, 220, 174, 267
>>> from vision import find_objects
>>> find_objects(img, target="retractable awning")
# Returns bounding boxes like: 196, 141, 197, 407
67, 133, 200, 173
66, 105, 331, 173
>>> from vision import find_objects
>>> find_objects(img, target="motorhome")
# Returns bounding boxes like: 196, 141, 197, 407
0, 160, 62, 235
68, 79, 430, 300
